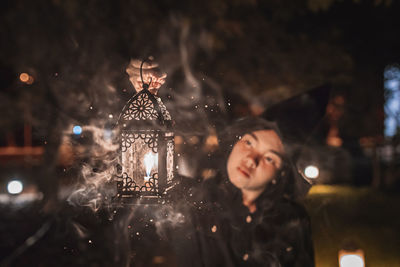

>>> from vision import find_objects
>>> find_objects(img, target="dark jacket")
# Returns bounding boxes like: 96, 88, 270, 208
170, 176, 315, 267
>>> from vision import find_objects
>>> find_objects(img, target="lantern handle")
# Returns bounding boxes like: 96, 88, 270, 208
140, 59, 152, 91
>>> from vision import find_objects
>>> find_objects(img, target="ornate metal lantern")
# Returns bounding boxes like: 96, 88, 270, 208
115, 62, 174, 204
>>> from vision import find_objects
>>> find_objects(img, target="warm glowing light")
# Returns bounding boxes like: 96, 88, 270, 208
205, 135, 218, 146
189, 136, 199, 145
26, 75, 34, 85
174, 135, 183, 145
327, 136, 343, 147
73, 125, 82, 135
304, 165, 319, 179
143, 152, 158, 181
19, 73, 34, 84
152, 256, 165, 264
339, 254, 365, 267
204, 133, 219, 152
7, 180, 23, 195
19, 73, 29, 82
202, 168, 216, 180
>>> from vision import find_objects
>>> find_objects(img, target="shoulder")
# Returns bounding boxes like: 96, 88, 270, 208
261, 197, 310, 223
256, 198, 312, 244
273, 199, 312, 241
255, 199, 315, 266
279, 198, 310, 221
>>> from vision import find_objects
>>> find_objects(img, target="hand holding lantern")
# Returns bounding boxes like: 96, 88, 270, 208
126, 58, 167, 95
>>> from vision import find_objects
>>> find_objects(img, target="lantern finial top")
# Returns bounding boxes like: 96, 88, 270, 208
126, 58, 167, 95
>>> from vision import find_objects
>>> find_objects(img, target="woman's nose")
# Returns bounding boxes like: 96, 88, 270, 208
244, 154, 258, 168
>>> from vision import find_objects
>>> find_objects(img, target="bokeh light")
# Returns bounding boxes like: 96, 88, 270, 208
19, 73, 29, 82
304, 165, 319, 179
26, 76, 34, 85
104, 129, 113, 140
73, 125, 83, 135
339, 254, 365, 267
19, 73, 34, 84
7, 180, 23, 195
384, 65, 400, 137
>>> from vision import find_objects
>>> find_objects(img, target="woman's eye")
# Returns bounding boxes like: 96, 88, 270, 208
245, 140, 252, 146
265, 156, 274, 163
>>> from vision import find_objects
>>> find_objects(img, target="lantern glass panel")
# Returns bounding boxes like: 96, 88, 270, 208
166, 132, 174, 185
120, 131, 159, 193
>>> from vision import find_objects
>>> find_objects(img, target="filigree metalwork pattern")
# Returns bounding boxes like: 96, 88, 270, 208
122, 93, 158, 121
156, 96, 172, 121
117, 172, 159, 193
121, 132, 158, 153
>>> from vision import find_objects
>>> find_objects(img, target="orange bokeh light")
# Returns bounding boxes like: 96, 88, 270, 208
19, 73, 29, 82
19, 73, 34, 84
26, 75, 34, 85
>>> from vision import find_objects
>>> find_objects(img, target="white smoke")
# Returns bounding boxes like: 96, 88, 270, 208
67, 125, 119, 212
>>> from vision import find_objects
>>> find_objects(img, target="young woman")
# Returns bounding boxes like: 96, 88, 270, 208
171, 118, 315, 267
125, 59, 314, 266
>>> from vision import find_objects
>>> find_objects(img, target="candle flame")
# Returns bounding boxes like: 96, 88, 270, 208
144, 152, 158, 181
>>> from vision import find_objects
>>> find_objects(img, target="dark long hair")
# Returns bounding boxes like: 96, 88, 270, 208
219, 117, 307, 207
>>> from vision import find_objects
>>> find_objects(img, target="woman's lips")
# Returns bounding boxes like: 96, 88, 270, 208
237, 167, 250, 178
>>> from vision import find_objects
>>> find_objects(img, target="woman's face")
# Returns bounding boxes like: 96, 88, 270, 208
227, 130, 284, 197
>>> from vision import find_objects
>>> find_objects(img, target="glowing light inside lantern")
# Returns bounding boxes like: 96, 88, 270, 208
7, 180, 23, 195
304, 165, 319, 179
143, 152, 158, 181
339, 254, 365, 267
